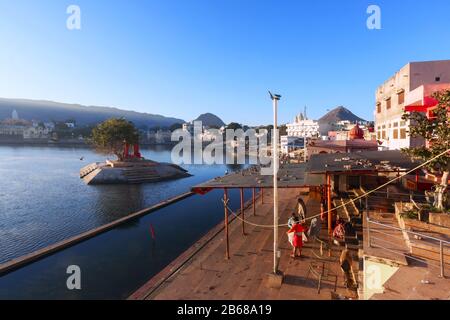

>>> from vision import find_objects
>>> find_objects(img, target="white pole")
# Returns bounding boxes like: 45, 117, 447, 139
273, 97, 279, 274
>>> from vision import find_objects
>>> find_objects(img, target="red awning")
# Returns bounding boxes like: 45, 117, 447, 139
405, 96, 439, 112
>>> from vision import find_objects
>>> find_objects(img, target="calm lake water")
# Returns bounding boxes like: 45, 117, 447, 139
0, 145, 245, 264
0, 145, 256, 299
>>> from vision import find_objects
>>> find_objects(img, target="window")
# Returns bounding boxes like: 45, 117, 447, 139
382, 131, 386, 139
400, 128, 407, 139
393, 129, 399, 139
377, 132, 381, 140
398, 91, 405, 105
400, 121, 406, 127
376, 102, 381, 113
386, 97, 392, 109
393, 122, 399, 128
436, 77, 441, 82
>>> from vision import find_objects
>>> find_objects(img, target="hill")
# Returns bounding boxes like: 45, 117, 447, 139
318, 106, 366, 135
193, 113, 225, 128
0, 98, 185, 129
319, 106, 366, 124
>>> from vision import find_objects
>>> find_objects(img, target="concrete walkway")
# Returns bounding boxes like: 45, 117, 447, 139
363, 211, 450, 300
371, 256, 450, 300
131, 188, 352, 300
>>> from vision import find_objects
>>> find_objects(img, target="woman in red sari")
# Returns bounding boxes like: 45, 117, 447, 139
287, 217, 307, 258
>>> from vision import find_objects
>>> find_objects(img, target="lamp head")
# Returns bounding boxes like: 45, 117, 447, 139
268, 91, 281, 101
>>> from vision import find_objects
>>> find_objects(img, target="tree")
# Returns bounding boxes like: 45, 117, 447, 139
402, 89, 450, 211
279, 124, 287, 136
226, 122, 243, 130
92, 118, 139, 161
169, 123, 183, 132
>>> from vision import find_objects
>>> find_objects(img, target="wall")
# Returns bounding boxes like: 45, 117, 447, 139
410, 60, 450, 90
429, 212, 450, 228
375, 63, 411, 150
374, 60, 450, 150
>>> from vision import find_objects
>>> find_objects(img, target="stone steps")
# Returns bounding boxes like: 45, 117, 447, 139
121, 167, 163, 183
128, 177, 162, 184
125, 173, 159, 178
80, 163, 99, 178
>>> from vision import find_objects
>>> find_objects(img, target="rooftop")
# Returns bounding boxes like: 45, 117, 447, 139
192, 163, 323, 191
307, 150, 420, 174
192, 150, 420, 192
308, 139, 378, 148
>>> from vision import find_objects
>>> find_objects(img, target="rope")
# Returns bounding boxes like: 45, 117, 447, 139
222, 148, 450, 228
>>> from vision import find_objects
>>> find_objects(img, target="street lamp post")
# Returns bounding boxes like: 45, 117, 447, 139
269, 91, 281, 275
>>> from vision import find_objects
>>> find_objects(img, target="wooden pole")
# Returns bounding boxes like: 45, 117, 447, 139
320, 202, 324, 221
240, 188, 245, 235
252, 187, 256, 216
415, 170, 419, 191
261, 188, 264, 204
272, 94, 280, 275
224, 188, 230, 260
327, 175, 332, 236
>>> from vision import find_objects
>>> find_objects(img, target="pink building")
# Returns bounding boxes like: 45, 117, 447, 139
375, 60, 450, 150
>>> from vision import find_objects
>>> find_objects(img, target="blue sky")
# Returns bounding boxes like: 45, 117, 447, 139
1, 0, 450, 125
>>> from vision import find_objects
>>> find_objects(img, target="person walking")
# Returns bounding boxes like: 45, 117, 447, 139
297, 197, 307, 222
287, 213, 298, 246
287, 217, 307, 258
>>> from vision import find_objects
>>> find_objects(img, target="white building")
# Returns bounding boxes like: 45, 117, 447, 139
44, 122, 55, 130
281, 112, 318, 154
286, 113, 320, 138
23, 126, 50, 139
12, 109, 19, 120
0, 124, 26, 137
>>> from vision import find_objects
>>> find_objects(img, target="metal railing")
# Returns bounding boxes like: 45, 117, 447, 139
366, 216, 449, 278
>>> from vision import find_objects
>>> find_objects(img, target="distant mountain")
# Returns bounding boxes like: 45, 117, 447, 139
0, 98, 185, 129
319, 106, 366, 123
193, 113, 225, 128
318, 106, 366, 135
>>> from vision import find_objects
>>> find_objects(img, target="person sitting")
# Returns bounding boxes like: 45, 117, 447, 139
333, 218, 346, 240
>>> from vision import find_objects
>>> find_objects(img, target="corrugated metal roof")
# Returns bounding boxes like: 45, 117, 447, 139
191, 150, 419, 191
192, 163, 314, 190
307, 150, 420, 174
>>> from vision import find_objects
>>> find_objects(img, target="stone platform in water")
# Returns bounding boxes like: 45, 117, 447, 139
80, 159, 191, 185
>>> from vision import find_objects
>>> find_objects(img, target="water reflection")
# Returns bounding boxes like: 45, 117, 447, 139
0, 145, 248, 264
92, 184, 146, 225
0, 190, 253, 299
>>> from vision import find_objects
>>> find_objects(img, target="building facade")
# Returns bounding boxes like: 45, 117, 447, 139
307, 139, 378, 158
375, 60, 450, 150
286, 113, 320, 139
280, 112, 318, 155
280, 136, 305, 154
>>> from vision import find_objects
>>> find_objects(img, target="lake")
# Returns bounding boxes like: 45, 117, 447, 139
0, 145, 256, 299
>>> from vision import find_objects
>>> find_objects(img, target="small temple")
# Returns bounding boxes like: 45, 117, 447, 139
80, 141, 190, 185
